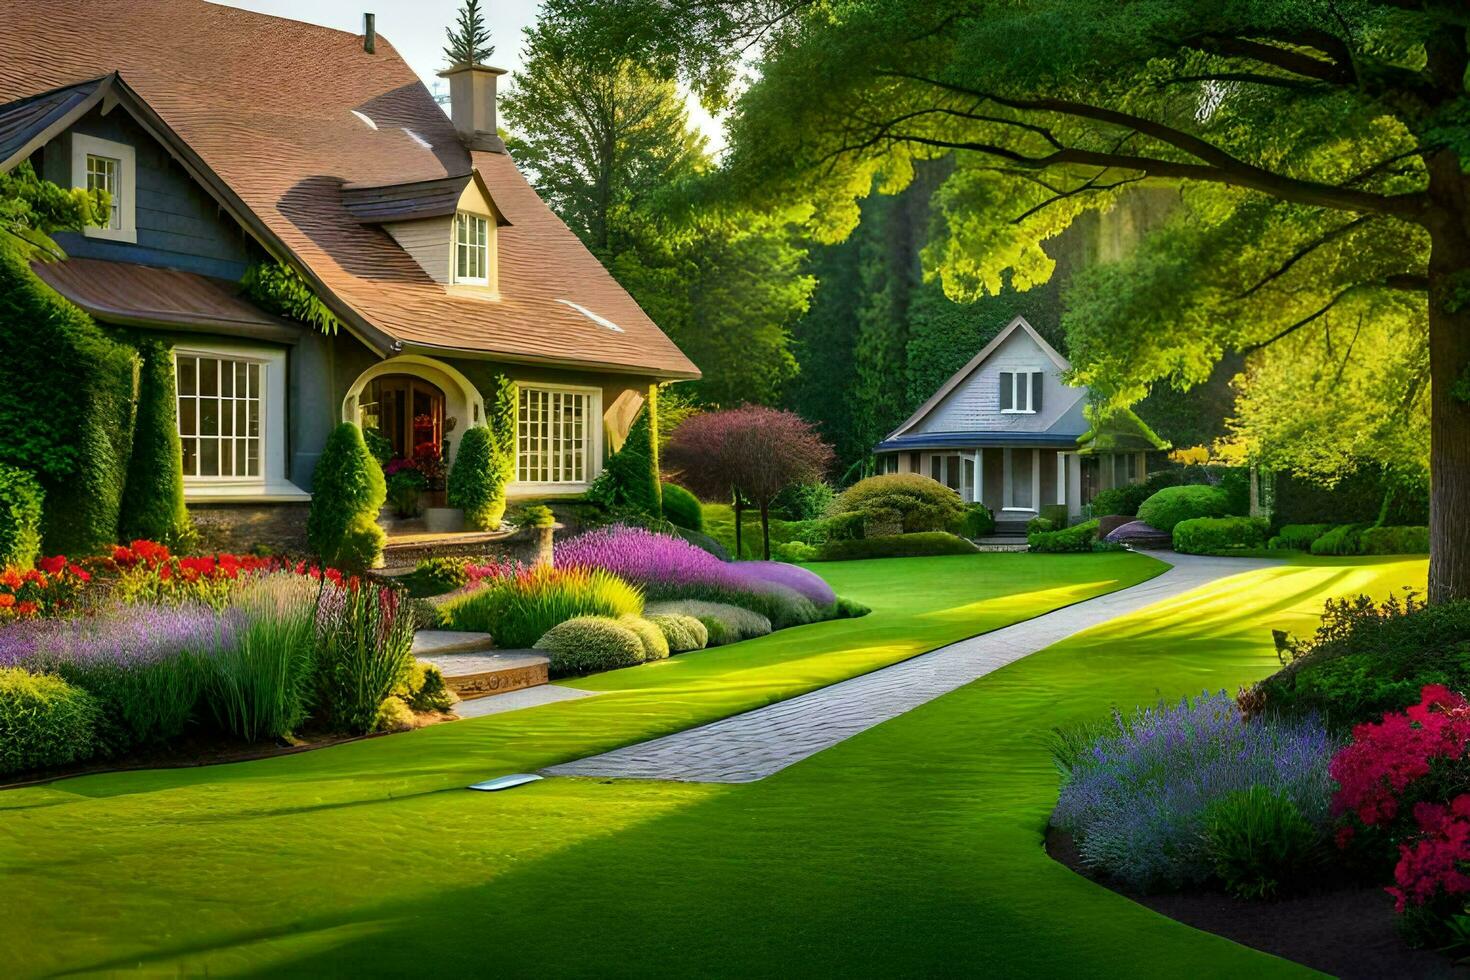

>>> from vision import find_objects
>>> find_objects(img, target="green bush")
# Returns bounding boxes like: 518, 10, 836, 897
1026, 516, 1055, 534
0, 668, 100, 775
823, 511, 865, 542
1173, 516, 1268, 555
1203, 786, 1328, 900
832, 596, 871, 618
394, 661, 457, 714
953, 503, 995, 539
1245, 593, 1470, 729
660, 483, 704, 531
645, 599, 772, 643
620, 614, 670, 662
509, 504, 556, 529
385, 470, 426, 519
590, 400, 661, 517
53, 645, 202, 757
1039, 503, 1069, 527
1268, 524, 1332, 551
534, 615, 647, 677
829, 474, 966, 534
1028, 519, 1099, 553
412, 556, 470, 595
0, 463, 43, 569
773, 481, 836, 521
1090, 470, 1183, 517
819, 531, 978, 561
118, 340, 190, 545
773, 540, 820, 562
447, 424, 508, 530
307, 423, 387, 570
314, 581, 416, 734
1136, 485, 1230, 533
439, 565, 644, 648
0, 251, 136, 555
1309, 523, 1368, 556
372, 695, 416, 733
1359, 525, 1430, 555
648, 612, 709, 653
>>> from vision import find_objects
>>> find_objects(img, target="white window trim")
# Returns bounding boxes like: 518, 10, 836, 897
510, 382, 604, 496
70, 133, 137, 244
451, 211, 492, 287
999, 370, 1038, 415
1001, 447, 1040, 513
173, 344, 306, 502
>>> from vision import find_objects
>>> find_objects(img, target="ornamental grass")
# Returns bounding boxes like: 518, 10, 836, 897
440, 564, 644, 648
314, 581, 415, 734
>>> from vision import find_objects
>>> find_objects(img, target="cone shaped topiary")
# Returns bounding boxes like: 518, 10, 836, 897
118, 340, 190, 545
0, 463, 43, 570
447, 424, 507, 530
307, 422, 386, 570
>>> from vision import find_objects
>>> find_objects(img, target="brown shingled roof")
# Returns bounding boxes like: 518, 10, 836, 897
0, 0, 700, 379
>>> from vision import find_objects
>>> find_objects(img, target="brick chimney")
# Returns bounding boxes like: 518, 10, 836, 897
437, 64, 508, 153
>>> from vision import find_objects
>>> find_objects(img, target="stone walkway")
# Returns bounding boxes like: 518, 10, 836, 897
454, 684, 599, 719
546, 552, 1276, 784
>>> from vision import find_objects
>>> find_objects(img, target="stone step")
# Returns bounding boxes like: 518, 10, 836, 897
416, 647, 551, 701
412, 630, 496, 657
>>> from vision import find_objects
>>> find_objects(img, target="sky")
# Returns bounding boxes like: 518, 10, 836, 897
213, 0, 724, 149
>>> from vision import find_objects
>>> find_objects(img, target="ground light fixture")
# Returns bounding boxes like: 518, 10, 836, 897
468, 773, 544, 792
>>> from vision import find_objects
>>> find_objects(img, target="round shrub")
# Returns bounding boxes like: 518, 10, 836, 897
660, 482, 703, 531
1359, 525, 1430, 555
118, 340, 190, 545
1310, 523, 1368, 556
373, 695, 416, 733
413, 556, 470, 595
396, 661, 457, 713
1268, 524, 1332, 551
1029, 519, 1100, 553
439, 565, 644, 648
820, 531, 978, 561
644, 599, 772, 643
0, 667, 100, 775
0, 463, 44, 570
535, 616, 647, 677
307, 423, 387, 570
448, 424, 509, 530
620, 614, 670, 662
1172, 516, 1268, 555
829, 474, 965, 534
648, 612, 708, 653
1136, 485, 1230, 533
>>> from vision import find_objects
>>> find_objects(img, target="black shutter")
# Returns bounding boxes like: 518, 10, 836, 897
999, 372, 1013, 411
1032, 372, 1044, 413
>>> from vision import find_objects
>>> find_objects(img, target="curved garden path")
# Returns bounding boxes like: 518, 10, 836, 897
548, 551, 1278, 783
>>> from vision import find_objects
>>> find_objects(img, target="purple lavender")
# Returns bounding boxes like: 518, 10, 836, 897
1052, 691, 1337, 890
0, 603, 241, 669
725, 561, 836, 607
556, 526, 766, 594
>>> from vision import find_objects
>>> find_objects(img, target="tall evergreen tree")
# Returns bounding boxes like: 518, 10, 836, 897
443, 0, 494, 68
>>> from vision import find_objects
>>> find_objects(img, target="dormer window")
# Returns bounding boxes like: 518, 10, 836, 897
70, 133, 136, 243
1000, 371, 1043, 414
454, 211, 490, 286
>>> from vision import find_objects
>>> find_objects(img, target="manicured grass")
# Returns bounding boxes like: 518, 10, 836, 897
0, 551, 1159, 977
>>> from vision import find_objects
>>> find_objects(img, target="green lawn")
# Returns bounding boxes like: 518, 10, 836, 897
1, 551, 1159, 977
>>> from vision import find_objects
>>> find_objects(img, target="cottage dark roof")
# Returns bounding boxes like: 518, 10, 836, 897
32, 258, 301, 341
0, 0, 699, 379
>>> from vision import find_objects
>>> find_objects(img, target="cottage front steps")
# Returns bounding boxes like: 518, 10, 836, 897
411, 630, 550, 701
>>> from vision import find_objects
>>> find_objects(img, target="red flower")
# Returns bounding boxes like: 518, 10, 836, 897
16, 601, 37, 616
37, 555, 66, 575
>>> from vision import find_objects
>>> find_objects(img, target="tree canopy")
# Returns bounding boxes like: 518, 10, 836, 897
443, 0, 494, 67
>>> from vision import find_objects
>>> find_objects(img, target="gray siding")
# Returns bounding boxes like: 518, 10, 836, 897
384, 217, 451, 284
913, 329, 1087, 436
40, 106, 259, 279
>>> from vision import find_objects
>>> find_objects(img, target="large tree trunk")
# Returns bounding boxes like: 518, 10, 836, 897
1427, 162, 1470, 603
760, 501, 771, 561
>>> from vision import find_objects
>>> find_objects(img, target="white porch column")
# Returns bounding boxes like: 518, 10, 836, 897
973, 450, 983, 505
1056, 452, 1067, 505
1031, 448, 1041, 513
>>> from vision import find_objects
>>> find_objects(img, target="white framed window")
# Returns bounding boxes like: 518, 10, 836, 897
999, 370, 1042, 414
516, 385, 602, 488
453, 211, 490, 285
70, 133, 136, 243
172, 345, 301, 500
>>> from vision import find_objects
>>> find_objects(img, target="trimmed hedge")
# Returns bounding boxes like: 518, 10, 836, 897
1136, 485, 1231, 533
619, 614, 671, 662
0, 667, 100, 775
447, 425, 508, 530
954, 502, 995, 539
819, 531, 978, 561
661, 482, 703, 531
307, 423, 387, 570
829, 474, 966, 534
644, 599, 772, 643
1090, 470, 1182, 518
0, 251, 135, 555
534, 616, 647, 677
1310, 523, 1368, 556
118, 340, 190, 545
0, 463, 43, 570
1359, 525, 1430, 555
1029, 519, 1100, 553
1173, 516, 1269, 555
647, 612, 709, 653
1268, 524, 1332, 551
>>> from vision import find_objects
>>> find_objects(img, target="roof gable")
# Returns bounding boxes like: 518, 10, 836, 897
887, 315, 1070, 440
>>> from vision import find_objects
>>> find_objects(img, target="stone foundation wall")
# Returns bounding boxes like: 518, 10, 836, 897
190, 503, 311, 554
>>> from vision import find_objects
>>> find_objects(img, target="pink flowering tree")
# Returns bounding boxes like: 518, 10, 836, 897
665, 406, 832, 560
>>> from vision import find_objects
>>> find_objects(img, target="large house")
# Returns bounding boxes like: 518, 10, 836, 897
0, 1, 697, 544
873, 316, 1166, 524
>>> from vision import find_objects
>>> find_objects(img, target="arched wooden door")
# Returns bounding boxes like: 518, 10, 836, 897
360, 374, 445, 462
